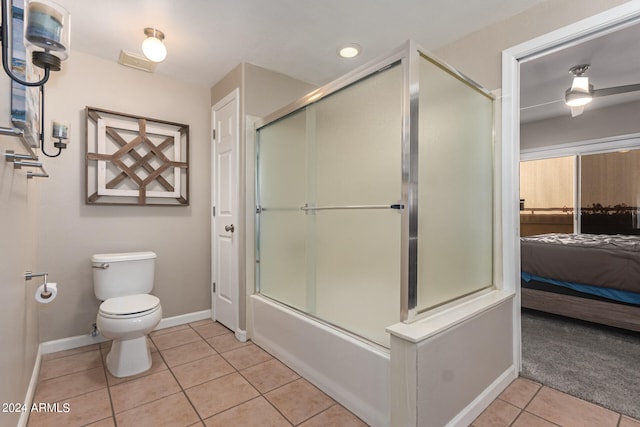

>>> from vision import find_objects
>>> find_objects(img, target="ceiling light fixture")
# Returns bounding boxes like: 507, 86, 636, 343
337, 43, 361, 59
565, 64, 593, 107
142, 27, 167, 63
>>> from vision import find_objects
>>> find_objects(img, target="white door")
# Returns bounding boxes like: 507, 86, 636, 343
212, 89, 240, 333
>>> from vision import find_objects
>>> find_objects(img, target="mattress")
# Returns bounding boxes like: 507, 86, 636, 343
521, 272, 640, 305
520, 233, 640, 294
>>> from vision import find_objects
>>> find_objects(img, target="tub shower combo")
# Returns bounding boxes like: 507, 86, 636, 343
249, 41, 507, 427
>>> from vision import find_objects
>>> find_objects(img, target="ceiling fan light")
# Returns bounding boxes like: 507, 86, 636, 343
565, 77, 593, 107
570, 105, 584, 117
571, 76, 590, 92
565, 92, 593, 107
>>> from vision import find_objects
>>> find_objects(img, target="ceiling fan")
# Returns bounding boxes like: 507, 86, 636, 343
564, 64, 640, 117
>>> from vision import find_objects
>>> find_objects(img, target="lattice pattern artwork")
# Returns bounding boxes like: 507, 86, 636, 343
85, 107, 189, 205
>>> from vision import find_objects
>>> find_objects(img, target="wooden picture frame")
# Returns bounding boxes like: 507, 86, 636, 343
85, 107, 189, 206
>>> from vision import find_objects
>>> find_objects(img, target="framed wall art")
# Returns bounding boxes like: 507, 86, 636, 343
85, 107, 190, 206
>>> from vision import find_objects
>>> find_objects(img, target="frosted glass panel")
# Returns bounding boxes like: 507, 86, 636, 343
258, 110, 306, 209
315, 209, 400, 346
417, 54, 494, 311
256, 64, 402, 347
257, 110, 308, 308
315, 66, 402, 206
258, 211, 308, 310
313, 66, 402, 346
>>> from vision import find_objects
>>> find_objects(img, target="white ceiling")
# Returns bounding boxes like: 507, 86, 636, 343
48, 1, 640, 123
520, 21, 640, 123
55, 0, 548, 88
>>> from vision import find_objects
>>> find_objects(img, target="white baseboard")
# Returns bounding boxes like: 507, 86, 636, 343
40, 331, 108, 355
40, 309, 212, 354
447, 365, 518, 427
156, 309, 211, 330
17, 346, 42, 427
235, 329, 247, 342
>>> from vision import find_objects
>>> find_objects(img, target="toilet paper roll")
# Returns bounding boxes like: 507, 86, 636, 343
35, 282, 57, 304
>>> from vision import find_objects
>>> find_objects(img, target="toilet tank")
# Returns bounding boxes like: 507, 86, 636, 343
92, 251, 157, 300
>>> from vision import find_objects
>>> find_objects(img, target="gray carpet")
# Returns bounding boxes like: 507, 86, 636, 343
521, 309, 640, 420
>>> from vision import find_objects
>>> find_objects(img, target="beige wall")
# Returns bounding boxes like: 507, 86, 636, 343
243, 63, 316, 118
210, 62, 316, 115
434, 0, 629, 90
210, 64, 243, 108
0, 134, 39, 427
36, 51, 211, 341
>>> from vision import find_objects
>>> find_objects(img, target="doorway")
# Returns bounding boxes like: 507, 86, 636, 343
503, 0, 640, 368
503, 2, 640, 419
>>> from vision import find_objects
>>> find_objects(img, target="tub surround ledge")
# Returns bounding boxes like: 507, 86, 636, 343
386, 289, 514, 343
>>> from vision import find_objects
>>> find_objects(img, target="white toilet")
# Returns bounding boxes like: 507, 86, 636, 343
92, 251, 162, 378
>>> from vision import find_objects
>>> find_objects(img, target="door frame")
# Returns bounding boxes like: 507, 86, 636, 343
211, 88, 247, 341
501, 0, 640, 371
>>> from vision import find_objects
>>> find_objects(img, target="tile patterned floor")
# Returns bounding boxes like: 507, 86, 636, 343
26, 319, 640, 427
472, 377, 640, 427
26, 319, 367, 427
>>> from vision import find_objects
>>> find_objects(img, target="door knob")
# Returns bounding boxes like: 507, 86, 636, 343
225, 224, 235, 232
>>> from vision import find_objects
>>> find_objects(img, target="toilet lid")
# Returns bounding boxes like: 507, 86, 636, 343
100, 294, 160, 316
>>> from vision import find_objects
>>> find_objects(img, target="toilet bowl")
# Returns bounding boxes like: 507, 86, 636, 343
97, 294, 162, 377
92, 251, 162, 378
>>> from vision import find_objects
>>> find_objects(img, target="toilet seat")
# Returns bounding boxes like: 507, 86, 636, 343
99, 294, 160, 319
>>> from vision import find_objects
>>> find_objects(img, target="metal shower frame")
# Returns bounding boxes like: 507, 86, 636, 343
254, 40, 495, 323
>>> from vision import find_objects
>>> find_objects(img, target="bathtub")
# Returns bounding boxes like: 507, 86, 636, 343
249, 295, 390, 427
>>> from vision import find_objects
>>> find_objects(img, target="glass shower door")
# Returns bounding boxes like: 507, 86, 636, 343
312, 65, 402, 346
256, 64, 403, 347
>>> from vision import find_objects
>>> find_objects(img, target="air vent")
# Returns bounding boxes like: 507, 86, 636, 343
118, 50, 157, 73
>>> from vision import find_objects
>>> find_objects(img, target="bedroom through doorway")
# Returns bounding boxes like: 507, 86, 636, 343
510, 4, 640, 420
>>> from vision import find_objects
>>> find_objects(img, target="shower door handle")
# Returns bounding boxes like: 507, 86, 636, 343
225, 224, 235, 232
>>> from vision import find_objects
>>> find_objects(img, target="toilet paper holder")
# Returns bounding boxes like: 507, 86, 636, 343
25, 271, 53, 299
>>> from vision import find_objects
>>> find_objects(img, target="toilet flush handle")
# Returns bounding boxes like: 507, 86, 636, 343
92, 263, 110, 269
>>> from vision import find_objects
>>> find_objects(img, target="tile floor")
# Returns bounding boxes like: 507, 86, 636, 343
26, 318, 640, 427
26, 319, 367, 427
471, 377, 640, 427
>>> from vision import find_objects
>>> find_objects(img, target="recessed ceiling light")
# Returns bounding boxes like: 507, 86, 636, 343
337, 43, 362, 59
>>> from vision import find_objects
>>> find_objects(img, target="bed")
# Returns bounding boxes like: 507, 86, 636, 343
520, 233, 640, 332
